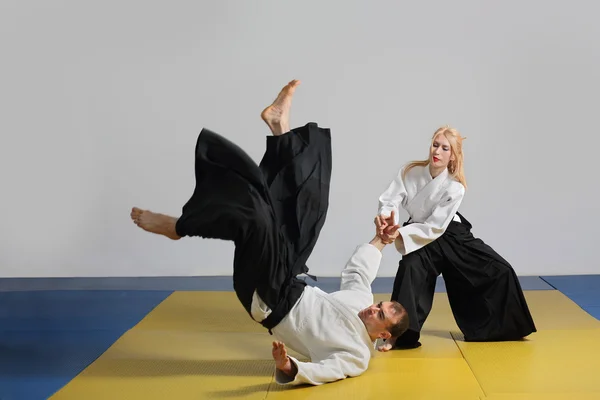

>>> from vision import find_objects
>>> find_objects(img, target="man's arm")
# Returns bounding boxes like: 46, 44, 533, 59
339, 241, 383, 293
339, 219, 400, 292
273, 343, 368, 386
369, 235, 387, 252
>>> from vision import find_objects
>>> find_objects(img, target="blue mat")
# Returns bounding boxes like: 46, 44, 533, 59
584, 307, 600, 319
0, 290, 171, 400
542, 275, 600, 319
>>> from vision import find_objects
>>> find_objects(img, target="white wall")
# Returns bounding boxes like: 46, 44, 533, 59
1, 0, 598, 277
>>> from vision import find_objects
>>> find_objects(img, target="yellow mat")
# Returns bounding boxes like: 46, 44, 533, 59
51, 290, 600, 399
485, 395, 600, 400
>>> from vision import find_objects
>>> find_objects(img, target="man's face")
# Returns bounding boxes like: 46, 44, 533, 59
359, 301, 399, 340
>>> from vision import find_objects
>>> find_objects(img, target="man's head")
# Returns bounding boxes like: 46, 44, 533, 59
359, 301, 409, 341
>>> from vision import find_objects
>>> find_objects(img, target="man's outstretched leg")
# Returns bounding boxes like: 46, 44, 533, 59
130, 80, 301, 244
252, 81, 333, 318
130, 122, 283, 315
129, 80, 303, 247
130, 208, 181, 240
128, 80, 332, 332
261, 79, 300, 136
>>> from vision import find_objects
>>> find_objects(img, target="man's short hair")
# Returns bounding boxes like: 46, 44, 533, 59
387, 301, 409, 338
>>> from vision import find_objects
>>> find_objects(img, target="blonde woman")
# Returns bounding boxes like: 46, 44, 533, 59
376, 126, 536, 350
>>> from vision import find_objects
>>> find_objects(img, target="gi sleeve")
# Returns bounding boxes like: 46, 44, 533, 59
377, 166, 408, 226
396, 185, 465, 255
274, 351, 369, 386
339, 243, 382, 294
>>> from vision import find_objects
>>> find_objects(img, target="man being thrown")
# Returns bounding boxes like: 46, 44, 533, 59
130, 80, 409, 386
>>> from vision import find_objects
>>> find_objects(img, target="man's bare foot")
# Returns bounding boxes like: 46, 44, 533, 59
260, 79, 300, 136
130, 207, 181, 240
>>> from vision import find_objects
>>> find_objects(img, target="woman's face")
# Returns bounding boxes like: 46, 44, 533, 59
430, 133, 454, 169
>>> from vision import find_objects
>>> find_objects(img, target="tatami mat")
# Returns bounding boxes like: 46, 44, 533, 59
49, 288, 600, 399
454, 329, 600, 395
485, 395, 600, 400
50, 293, 290, 399
52, 358, 274, 400
267, 358, 485, 400
0, 290, 170, 400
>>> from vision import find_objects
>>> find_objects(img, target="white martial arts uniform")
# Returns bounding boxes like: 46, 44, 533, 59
250, 243, 382, 386
377, 165, 465, 256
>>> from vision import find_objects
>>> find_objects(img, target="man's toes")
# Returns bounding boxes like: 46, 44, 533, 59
131, 207, 145, 220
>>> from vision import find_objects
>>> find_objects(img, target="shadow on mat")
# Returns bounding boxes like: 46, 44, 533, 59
82, 359, 275, 377
206, 381, 328, 398
421, 329, 458, 339
205, 383, 272, 398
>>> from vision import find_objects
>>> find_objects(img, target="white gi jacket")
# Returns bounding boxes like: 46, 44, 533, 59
378, 165, 465, 255
250, 243, 382, 386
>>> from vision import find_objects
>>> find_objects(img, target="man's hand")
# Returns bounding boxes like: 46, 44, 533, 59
377, 342, 393, 352
377, 337, 396, 352
272, 341, 296, 377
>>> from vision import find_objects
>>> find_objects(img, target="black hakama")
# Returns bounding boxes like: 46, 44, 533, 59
391, 212, 537, 348
174, 122, 332, 331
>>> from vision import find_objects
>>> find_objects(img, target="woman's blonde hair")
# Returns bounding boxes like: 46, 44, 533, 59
403, 125, 467, 189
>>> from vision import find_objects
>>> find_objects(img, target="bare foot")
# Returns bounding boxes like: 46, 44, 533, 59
130, 207, 181, 240
260, 79, 300, 136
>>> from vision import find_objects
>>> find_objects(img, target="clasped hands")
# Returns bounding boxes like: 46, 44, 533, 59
374, 210, 401, 244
